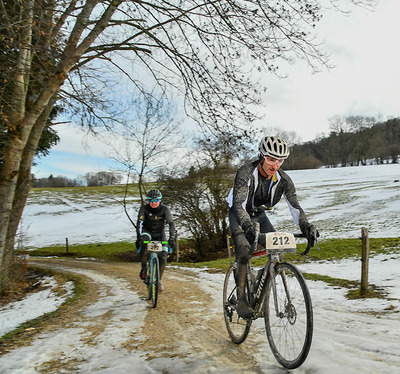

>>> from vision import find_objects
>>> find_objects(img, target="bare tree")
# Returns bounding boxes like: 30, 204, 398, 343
0, 0, 376, 292
84, 171, 123, 186
105, 90, 183, 232
107, 90, 183, 202
160, 135, 241, 256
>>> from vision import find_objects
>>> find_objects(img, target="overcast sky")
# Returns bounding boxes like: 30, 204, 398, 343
32, 0, 400, 179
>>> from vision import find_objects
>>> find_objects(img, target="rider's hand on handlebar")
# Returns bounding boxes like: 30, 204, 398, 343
136, 236, 144, 249
300, 223, 320, 256
301, 223, 320, 247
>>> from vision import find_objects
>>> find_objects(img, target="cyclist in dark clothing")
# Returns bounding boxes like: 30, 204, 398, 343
228, 136, 317, 318
136, 189, 175, 290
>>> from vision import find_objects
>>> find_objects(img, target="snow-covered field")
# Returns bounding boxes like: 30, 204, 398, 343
1, 164, 399, 373
19, 163, 400, 249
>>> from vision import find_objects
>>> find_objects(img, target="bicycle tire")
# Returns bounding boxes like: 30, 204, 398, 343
264, 262, 313, 369
146, 257, 152, 300
149, 255, 159, 308
222, 263, 252, 344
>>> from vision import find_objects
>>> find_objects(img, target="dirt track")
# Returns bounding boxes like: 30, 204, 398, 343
0, 258, 277, 373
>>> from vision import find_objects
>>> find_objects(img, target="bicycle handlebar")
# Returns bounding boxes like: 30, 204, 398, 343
297, 224, 320, 256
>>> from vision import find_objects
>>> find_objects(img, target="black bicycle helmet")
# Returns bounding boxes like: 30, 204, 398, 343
146, 189, 162, 200
258, 136, 290, 159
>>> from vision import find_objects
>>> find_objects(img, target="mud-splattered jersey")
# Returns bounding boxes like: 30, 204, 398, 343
227, 159, 309, 231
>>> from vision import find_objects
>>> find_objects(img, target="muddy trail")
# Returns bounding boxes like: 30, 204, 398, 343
0, 259, 280, 373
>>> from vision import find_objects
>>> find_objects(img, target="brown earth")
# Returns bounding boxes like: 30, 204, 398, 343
0, 258, 275, 373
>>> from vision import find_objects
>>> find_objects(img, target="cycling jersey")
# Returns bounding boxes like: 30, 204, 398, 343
227, 159, 309, 232
137, 204, 175, 241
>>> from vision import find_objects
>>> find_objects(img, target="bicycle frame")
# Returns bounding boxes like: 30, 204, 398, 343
249, 244, 295, 319
144, 240, 168, 308
223, 224, 316, 369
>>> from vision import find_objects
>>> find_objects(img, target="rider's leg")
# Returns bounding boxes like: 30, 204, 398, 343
158, 251, 167, 279
256, 211, 275, 247
139, 233, 151, 279
258, 211, 275, 232
236, 250, 254, 318
149, 232, 167, 280
157, 251, 167, 291
229, 208, 254, 318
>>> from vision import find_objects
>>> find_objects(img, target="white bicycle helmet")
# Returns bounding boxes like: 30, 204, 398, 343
258, 136, 290, 159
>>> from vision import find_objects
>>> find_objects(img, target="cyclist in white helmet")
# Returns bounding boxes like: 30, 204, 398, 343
227, 136, 318, 318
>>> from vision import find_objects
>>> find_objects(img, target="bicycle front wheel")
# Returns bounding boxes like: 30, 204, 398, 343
222, 263, 252, 344
264, 262, 313, 369
148, 255, 159, 308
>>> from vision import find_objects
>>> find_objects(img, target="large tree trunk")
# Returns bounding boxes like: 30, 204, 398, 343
0, 87, 61, 293
0, 137, 26, 291
4, 99, 58, 274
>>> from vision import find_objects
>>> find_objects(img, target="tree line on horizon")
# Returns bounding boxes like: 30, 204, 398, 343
32, 171, 123, 188
33, 116, 400, 189
284, 117, 400, 170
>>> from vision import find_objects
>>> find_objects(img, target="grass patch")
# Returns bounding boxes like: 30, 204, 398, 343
302, 273, 388, 300
18, 241, 138, 262
346, 286, 388, 300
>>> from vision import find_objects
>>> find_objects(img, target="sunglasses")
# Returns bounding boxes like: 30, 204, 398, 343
263, 156, 284, 166
148, 198, 161, 203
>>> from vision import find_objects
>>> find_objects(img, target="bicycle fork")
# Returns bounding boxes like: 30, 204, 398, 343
270, 261, 293, 319
148, 253, 158, 283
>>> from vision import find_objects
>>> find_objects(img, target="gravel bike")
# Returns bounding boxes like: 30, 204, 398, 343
223, 223, 319, 369
143, 240, 168, 308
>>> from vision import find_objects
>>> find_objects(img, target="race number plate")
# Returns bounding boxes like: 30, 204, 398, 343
147, 241, 163, 253
265, 232, 297, 253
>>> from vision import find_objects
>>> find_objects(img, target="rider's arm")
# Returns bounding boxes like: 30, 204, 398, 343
228, 162, 255, 228
164, 207, 176, 240
136, 205, 146, 236
281, 174, 310, 232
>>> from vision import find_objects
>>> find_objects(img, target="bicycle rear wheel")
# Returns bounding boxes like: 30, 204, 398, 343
223, 263, 252, 344
264, 262, 313, 369
148, 255, 159, 308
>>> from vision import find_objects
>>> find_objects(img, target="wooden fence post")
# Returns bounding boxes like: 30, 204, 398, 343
66, 237, 69, 254
361, 227, 370, 296
175, 231, 179, 263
